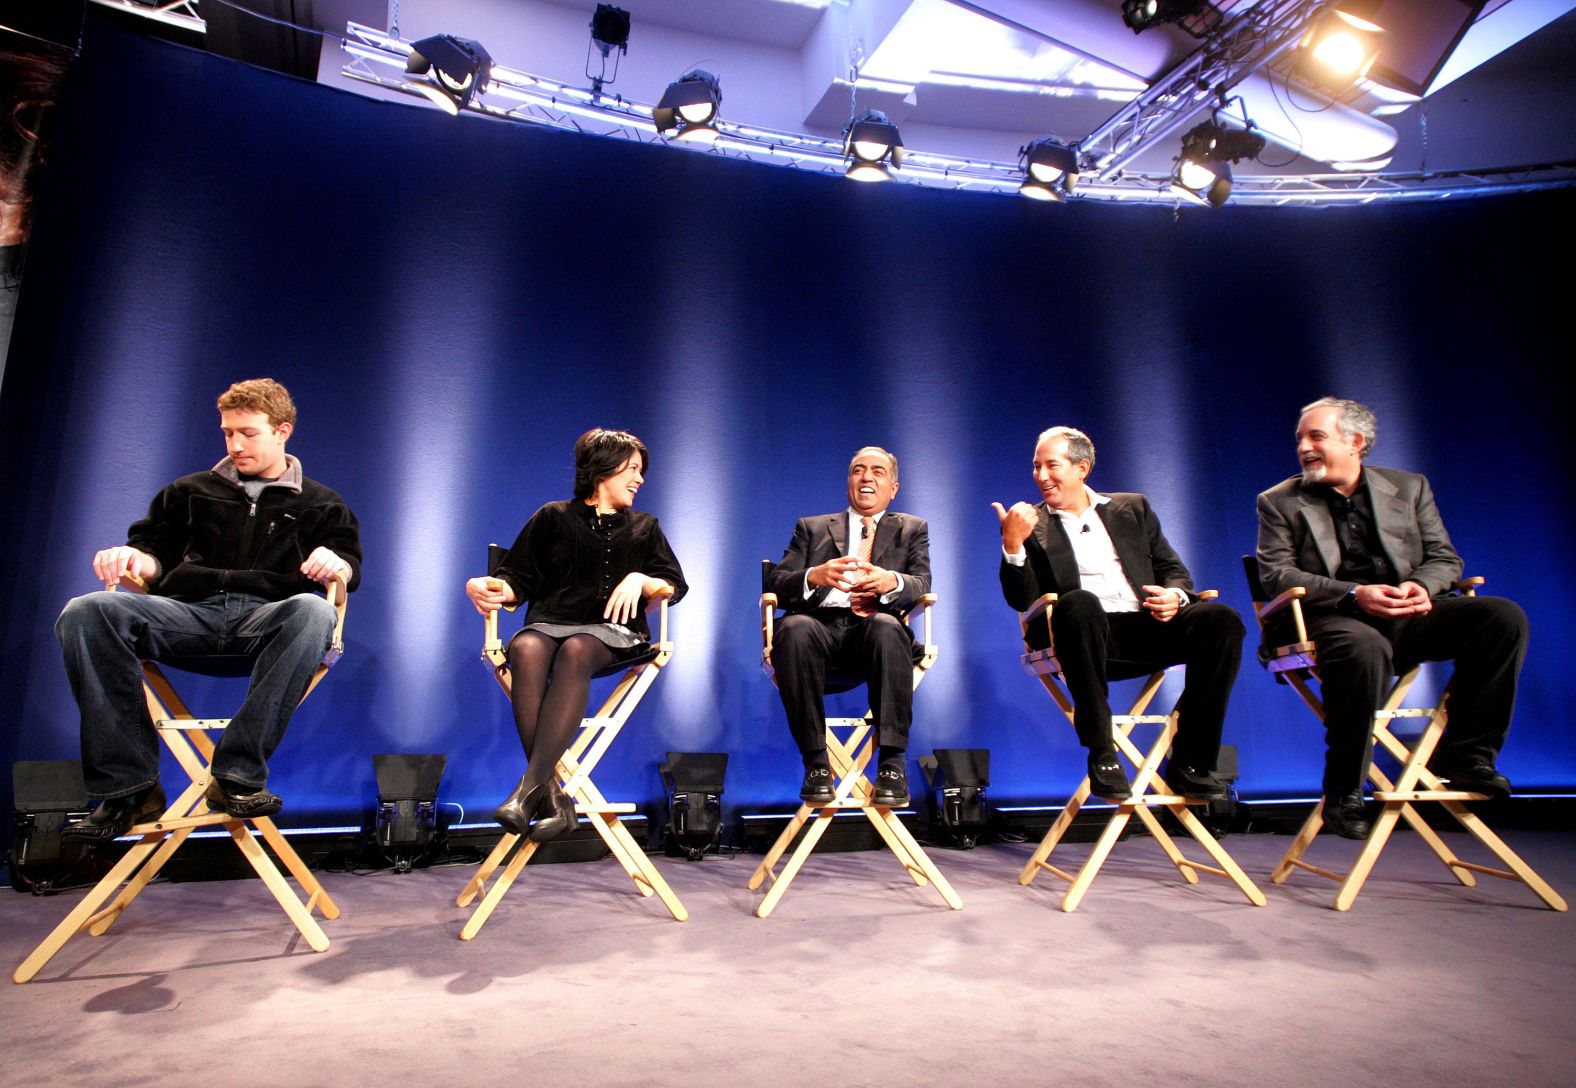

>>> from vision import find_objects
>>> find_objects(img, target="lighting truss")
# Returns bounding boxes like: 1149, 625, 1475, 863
1080, 0, 1331, 179
89, 0, 205, 34
90, 10, 1576, 207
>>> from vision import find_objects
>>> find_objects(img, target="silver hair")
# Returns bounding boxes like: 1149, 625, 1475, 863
1301, 396, 1377, 459
1036, 426, 1095, 468
849, 445, 899, 481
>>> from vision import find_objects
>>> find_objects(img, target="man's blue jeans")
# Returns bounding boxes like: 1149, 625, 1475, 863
55, 590, 336, 799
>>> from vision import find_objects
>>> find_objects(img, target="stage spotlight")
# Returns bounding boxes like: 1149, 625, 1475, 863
653, 69, 723, 144
590, 4, 632, 56
658, 752, 728, 861
918, 749, 990, 849
1018, 136, 1079, 202
1300, 1, 1384, 84
405, 35, 493, 115
843, 109, 903, 183
1122, 0, 1208, 33
372, 753, 447, 873
10, 761, 94, 894
1171, 118, 1264, 208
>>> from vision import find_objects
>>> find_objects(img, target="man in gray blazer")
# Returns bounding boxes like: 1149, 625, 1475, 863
1256, 397, 1528, 838
766, 446, 931, 807
996, 426, 1244, 802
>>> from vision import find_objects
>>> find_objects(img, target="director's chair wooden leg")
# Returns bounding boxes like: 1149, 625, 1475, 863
457, 833, 519, 908
86, 825, 196, 936
1167, 805, 1268, 906
755, 807, 839, 919
1437, 801, 1568, 911
461, 835, 540, 941
228, 822, 330, 951
255, 817, 340, 919
873, 808, 961, 909
1018, 779, 1090, 886
1060, 808, 1137, 913
13, 834, 168, 983
585, 812, 689, 921
748, 805, 815, 892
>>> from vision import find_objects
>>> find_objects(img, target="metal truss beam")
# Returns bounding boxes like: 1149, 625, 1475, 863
1078, 0, 1331, 178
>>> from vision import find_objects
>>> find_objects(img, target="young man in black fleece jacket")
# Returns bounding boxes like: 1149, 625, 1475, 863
56, 378, 362, 840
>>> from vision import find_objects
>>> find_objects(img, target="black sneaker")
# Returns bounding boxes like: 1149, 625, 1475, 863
799, 764, 836, 805
205, 777, 283, 819
1436, 760, 1512, 800
871, 765, 910, 808
1087, 754, 1132, 800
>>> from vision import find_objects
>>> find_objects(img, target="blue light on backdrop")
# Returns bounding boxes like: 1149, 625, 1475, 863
0, 18, 1570, 824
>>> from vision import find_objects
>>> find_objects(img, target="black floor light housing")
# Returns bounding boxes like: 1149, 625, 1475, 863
919, 749, 990, 849
372, 754, 447, 873
659, 752, 728, 860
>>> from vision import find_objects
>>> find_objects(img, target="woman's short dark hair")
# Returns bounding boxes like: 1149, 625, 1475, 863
573, 428, 649, 500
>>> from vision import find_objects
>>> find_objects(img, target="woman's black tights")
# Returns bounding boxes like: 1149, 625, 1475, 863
507, 631, 617, 789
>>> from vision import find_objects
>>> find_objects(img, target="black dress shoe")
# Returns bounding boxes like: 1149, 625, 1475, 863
871, 765, 910, 808
1164, 762, 1228, 802
1323, 790, 1370, 840
1437, 760, 1512, 800
494, 776, 547, 837
1087, 754, 1132, 800
205, 777, 283, 819
528, 780, 579, 844
800, 763, 836, 805
63, 784, 167, 841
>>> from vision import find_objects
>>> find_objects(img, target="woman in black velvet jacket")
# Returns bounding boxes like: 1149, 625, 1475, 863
465, 428, 687, 841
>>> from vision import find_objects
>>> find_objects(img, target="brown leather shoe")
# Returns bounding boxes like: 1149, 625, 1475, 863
205, 777, 283, 818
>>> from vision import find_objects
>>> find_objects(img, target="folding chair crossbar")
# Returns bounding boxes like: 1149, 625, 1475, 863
1268, 667, 1568, 912
1014, 594, 1266, 913
748, 590, 960, 918
1245, 562, 1565, 912
14, 578, 347, 984
456, 594, 687, 940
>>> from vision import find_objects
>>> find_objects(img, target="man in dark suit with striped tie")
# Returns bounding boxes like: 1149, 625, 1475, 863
766, 446, 932, 807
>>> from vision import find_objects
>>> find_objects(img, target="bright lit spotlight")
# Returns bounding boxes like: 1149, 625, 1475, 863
1170, 118, 1265, 209
405, 35, 493, 114
1122, 0, 1207, 33
1300, 1, 1384, 84
843, 109, 903, 183
1018, 136, 1079, 202
654, 70, 722, 144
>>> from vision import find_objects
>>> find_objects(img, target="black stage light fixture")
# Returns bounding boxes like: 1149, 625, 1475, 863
405, 34, 493, 115
1018, 136, 1079, 202
1196, 744, 1247, 837
10, 760, 94, 894
1122, 0, 1209, 33
658, 752, 727, 861
843, 109, 904, 183
920, 749, 990, 849
590, 4, 632, 56
372, 753, 447, 873
1171, 118, 1265, 208
653, 69, 723, 144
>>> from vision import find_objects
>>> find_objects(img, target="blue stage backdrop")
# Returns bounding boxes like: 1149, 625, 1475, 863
1, 18, 1571, 824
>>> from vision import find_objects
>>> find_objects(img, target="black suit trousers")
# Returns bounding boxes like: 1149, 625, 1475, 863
1305, 594, 1527, 795
1049, 590, 1244, 768
771, 610, 913, 763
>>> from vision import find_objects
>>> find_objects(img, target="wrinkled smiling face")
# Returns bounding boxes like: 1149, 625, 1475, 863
595, 453, 645, 511
1296, 406, 1364, 491
847, 449, 898, 516
1032, 435, 1090, 512
221, 409, 291, 479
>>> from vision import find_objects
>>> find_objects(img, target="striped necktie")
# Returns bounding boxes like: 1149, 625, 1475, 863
851, 516, 876, 616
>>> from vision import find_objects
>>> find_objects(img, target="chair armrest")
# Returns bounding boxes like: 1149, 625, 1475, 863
107, 573, 150, 594
1453, 576, 1484, 597
647, 583, 675, 645
324, 574, 349, 651
1256, 586, 1308, 645
759, 593, 779, 660
1197, 589, 1219, 601
1018, 593, 1058, 653
903, 593, 938, 646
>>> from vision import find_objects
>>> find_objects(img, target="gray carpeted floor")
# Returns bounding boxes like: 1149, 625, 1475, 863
3, 828, 1572, 1088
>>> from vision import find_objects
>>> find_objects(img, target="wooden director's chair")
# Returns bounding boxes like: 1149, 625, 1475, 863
1014, 592, 1267, 913
455, 545, 687, 939
748, 561, 962, 918
15, 575, 347, 984
1245, 558, 1567, 912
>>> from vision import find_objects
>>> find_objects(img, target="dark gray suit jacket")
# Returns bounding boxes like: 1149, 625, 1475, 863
766, 510, 931, 616
1255, 465, 1462, 610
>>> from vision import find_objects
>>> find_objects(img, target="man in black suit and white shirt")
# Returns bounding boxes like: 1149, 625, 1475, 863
995, 426, 1244, 801
766, 446, 931, 807
1256, 397, 1528, 838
